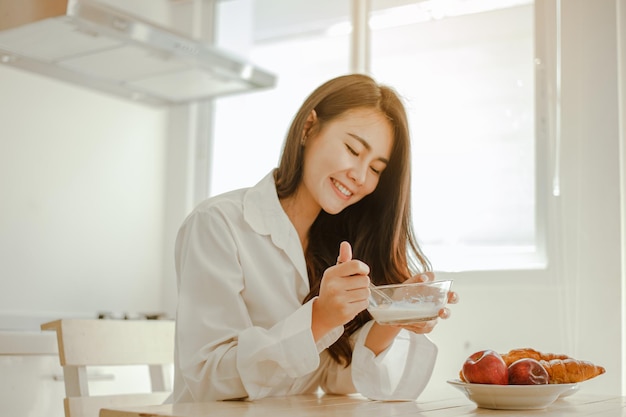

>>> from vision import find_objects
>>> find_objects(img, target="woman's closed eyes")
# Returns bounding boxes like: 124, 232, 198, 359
344, 143, 385, 175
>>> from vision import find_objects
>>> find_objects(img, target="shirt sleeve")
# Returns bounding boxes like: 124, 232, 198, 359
236, 299, 343, 399
173, 207, 342, 401
350, 321, 438, 401
316, 321, 438, 400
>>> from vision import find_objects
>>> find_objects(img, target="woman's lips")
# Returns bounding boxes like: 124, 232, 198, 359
332, 178, 353, 198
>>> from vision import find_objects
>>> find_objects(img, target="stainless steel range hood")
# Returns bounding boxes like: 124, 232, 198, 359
0, 0, 276, 106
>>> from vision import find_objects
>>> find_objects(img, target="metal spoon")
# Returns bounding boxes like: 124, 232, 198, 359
369, 283, 394, 305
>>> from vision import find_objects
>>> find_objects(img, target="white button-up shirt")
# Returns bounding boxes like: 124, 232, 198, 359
171, 171, 437, 402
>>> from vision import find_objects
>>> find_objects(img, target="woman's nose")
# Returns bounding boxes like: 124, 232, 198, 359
348, 163, 367, 186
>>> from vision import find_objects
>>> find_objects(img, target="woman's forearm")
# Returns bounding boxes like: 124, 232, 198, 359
364, 322, 402, 355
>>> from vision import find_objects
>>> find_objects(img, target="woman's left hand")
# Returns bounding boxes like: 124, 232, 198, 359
392, 272, 459, 334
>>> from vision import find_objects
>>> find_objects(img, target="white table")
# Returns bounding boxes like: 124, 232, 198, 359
100, 392, 626, 417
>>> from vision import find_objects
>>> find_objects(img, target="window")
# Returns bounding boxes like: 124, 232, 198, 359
211, 0, 542, 272
369, 1, 539, 271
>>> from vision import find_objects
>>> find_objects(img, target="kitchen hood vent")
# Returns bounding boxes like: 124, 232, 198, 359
0, 0, 276, 106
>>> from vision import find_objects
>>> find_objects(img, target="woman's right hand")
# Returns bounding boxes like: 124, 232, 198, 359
311, 241, 371, 340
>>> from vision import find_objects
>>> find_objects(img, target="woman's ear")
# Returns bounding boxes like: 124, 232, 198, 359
301, 109, 318, 141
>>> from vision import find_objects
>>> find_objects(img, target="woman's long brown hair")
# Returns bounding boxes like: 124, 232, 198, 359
274, 74, 430, 366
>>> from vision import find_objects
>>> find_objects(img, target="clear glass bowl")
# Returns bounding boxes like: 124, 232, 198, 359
367, 279, 453, 324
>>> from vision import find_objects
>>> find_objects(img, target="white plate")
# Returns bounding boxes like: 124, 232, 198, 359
447, 379, 579, 410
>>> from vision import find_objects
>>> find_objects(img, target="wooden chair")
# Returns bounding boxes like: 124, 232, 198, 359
41, 319, 175, 417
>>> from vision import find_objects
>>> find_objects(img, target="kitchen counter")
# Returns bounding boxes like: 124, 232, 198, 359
0, 330, 58, 355
0, 312, 79, 355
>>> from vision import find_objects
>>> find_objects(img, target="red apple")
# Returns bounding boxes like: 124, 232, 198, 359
508, 358, 550, 385
462, 350, 509, 385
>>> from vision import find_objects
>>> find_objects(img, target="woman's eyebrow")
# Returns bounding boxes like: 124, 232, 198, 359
347, 132, 390, 164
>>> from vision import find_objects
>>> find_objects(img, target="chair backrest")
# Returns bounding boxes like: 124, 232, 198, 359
41, 319, 175, 417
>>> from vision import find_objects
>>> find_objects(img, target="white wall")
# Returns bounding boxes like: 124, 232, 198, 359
617, 1, 626, 394
558, 0, 622, 395
0, 65, 169, 324
0, 0, 213, 328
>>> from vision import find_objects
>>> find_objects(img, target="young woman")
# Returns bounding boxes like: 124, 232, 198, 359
171, 74, 458, 402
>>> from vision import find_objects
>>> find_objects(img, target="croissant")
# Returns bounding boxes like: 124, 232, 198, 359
501, 348, 570, 367
540, 358, 606, 384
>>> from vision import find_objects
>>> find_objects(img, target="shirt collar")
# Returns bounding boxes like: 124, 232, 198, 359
243, 171, 308, 283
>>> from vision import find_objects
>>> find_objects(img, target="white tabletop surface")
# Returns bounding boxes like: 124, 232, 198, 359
99, 392, 626, 417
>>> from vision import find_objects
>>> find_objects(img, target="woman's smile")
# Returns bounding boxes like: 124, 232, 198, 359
331, 178, 353, 199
